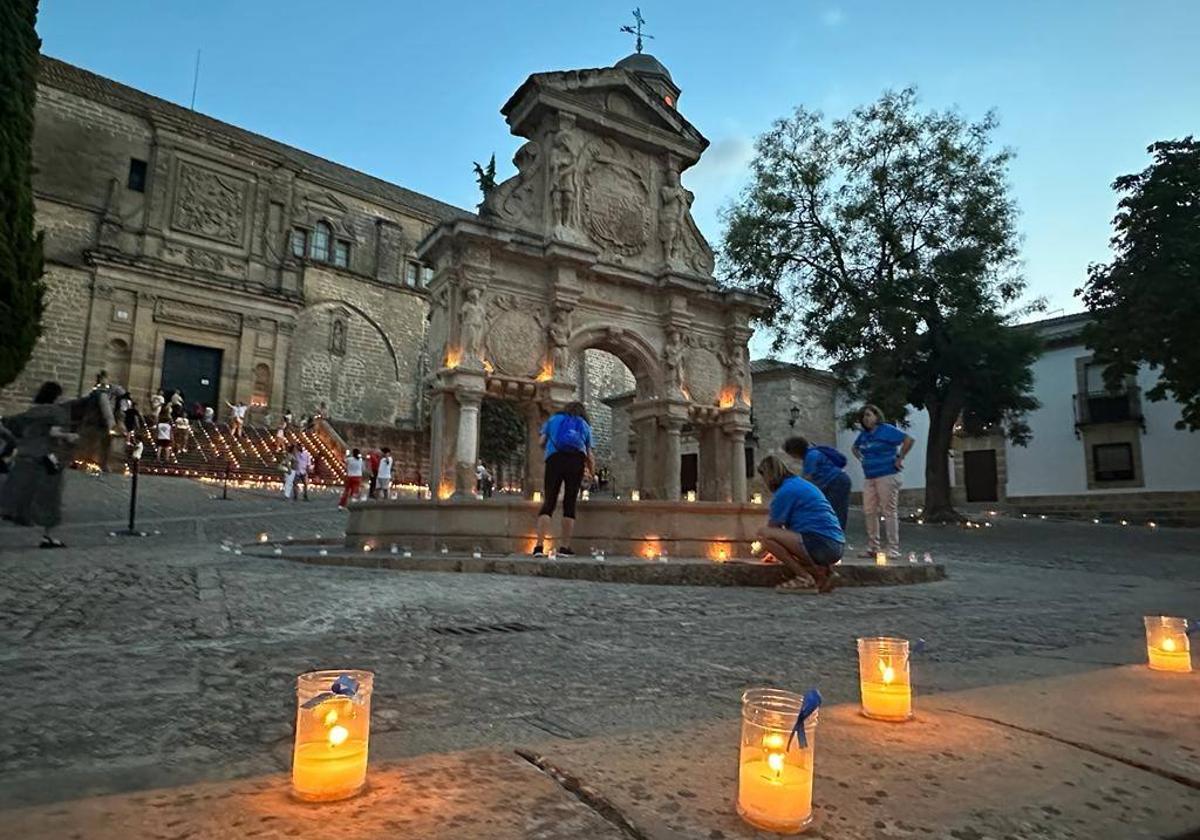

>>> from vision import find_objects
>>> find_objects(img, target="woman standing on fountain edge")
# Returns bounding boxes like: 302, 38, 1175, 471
852, 404, 914, 559
532, 402, 594, 558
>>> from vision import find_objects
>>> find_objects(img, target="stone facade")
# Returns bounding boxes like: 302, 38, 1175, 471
2, 57, 466, 441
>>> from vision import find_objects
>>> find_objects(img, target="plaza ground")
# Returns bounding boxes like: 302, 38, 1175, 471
1, 472, 1198, 836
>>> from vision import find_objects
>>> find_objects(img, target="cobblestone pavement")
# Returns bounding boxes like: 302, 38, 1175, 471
1, 472, 1198, 809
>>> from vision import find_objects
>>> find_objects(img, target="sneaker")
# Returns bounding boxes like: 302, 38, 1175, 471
558, 546, 576, 557
532, 544, 544, 557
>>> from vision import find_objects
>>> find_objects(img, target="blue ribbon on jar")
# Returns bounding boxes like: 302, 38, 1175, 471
301, 673, 360, 709
788, 688, 822, 750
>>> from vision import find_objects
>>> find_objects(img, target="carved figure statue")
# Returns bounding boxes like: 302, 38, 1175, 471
663, 327, 686, 397
330, 318, 347, 356
547, 315, 571, 375
460, 287, 486, 365
501, 141, 540, 220
722, 342, 750, 404
550, 131, 579, 229
473, 154, 498, 214
658, 168, 693, 263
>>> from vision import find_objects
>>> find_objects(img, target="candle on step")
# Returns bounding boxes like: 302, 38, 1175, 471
857, 637, 913, 721
292, 670, 374, 801
1144, 616, 1192, 673
630, 490, 640, 502
737, 688, 819, 834
875, 551, 888, 566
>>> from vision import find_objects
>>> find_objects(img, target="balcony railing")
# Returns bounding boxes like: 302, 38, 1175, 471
1074, 388, 1144, 428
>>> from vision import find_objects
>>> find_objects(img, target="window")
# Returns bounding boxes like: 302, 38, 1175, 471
1093, 443, 1134, 482
421, 265, 434, 287
333, 240, 350, 268
311, 222, 331, 262
127, 158, 148, 192
405, 262, 419, 287
290, 229, 308, 258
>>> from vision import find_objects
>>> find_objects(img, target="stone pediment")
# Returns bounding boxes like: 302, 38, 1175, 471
502, 68, 708, 165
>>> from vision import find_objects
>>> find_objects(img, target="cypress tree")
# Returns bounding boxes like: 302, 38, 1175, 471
0, 0, 45, 389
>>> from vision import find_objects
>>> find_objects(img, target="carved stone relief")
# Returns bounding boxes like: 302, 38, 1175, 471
329, 317, 347, 356
658, 167, 692, 265
172, 162, 248, 244
153, 297, 242, 336
547, 308, 572, 376
582, 140, 652, 256
487, 296, 544, 377
459, 287, 487, 367
683, 347, 723, 405
550, 129, 582, 232
663, 327, 686, 398
487, 141, 542, 229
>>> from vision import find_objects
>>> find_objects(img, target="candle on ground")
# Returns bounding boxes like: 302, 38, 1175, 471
292, 671, 374, 802
737, 688, 819, 834
857, 638, 913, 721
1144, 616, 1192, 673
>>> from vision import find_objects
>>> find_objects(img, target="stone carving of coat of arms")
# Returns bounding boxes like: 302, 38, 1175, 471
582, 156, 651, 256
172, 162, 247, 245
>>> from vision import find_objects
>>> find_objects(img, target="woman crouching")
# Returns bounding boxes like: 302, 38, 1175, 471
756, 454, 844, 594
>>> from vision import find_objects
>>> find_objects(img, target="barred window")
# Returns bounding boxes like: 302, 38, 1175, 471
333, 240, 350, 268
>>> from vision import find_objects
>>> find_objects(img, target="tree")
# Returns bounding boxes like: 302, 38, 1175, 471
722, 88, 1041, 521
479, 398, 525, 469
0, 0, 45, 389
1078, 138, 1200, 430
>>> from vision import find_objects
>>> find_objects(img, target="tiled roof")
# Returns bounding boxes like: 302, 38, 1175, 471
750, 358, 836, 381
38, 55, 473, 224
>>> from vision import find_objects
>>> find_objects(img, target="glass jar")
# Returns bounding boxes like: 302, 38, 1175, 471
1143, 616, 1192, 673
856, 637, 913, 721
292, 669, 374, 801
737, 688, 818, 834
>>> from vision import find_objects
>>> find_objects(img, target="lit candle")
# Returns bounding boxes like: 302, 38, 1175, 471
581, 489, 590, 501
532, 491, 543, 503
875, 551, 888, 566
857, 637, 913, 721
292, 670, 374, 801
686, 490, 697, 502
737, 687, 820, 834
630, 490, 640, 502
1144, 616, 1192, 673
751, 493, 763, 505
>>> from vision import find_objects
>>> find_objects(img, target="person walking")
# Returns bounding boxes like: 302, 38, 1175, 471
366, 447, 382, 499
173, 414, 191, 454
0, 382, 81, 548
338, 448, 364, 508
155, 413, 173, 462
293, 444, 311, 501
532, 402, 594, 557
755, 454, 844, 594
281, 444, 298, 500
149, 389, 165, 423
226, 400, 248, 438
476, 462, 495, 498
375, 447, 394, 500
202, 404, 214, 424
783, 436, 852, 531
851, 404, 914, 559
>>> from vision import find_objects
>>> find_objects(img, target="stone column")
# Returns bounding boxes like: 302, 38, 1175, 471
524, 402, 546, 498
697, 425, 724, 501
662, 418, 683, 501
729, 428, 748, 503
454, 392, 482, 496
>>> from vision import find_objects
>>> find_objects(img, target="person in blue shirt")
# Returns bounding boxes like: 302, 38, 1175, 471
783, 436, 851, 530
851, 404, 914, 559
532, 401, 595, 557
755, 454, 844, 594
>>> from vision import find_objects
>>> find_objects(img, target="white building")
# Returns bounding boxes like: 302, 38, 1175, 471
833, 313, 1200, 525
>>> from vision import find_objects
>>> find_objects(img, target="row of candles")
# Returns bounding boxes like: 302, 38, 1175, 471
291, 616, 1192, 832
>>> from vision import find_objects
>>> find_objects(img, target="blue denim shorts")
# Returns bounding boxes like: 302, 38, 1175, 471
801, 532, 845, 567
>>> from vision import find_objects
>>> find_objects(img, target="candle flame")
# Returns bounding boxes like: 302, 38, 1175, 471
879, 660, 896, 684
1162, 638, 1177, 653
445, 346, 463, 369
630, 490, 640, 501
536, 362, 554, 382
750, 540, 762, 554
767, 752, 785, 776
323, 709, 339, 727
328, 725, 349, 747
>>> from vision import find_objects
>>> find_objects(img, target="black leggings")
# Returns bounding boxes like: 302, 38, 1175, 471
539, 451, 586, 519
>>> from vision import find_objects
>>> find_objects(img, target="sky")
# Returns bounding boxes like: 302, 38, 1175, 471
37, 0, 1200, 358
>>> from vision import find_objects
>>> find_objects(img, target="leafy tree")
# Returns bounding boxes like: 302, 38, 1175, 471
723, 88, 1041, 521
0, 0, 45, 389
479, 397, 525, 468
1078, 138, 1200, 430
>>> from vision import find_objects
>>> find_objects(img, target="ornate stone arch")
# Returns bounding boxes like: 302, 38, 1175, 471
568, 323, 663, 398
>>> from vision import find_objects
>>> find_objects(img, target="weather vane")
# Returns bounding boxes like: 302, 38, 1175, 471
620, 8, 654, 54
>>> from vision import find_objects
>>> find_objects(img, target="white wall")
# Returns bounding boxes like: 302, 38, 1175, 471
834, 393, 943, 492
1005, 345, 1087, 495
1001, 345, 1200, 496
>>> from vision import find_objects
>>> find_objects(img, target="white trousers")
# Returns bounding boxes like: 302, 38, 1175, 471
863, 473, 902, 555
283, 470, 295, 498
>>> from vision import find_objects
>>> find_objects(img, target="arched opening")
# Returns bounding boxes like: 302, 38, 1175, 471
251, 363, 272, 408
567, 348, 636, 496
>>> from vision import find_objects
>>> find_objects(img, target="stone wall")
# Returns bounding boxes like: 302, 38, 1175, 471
747, 363, 838, 463
572, 349, 636, 468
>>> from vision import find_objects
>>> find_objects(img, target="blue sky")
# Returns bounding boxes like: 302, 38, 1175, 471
38, 0, 1199, 354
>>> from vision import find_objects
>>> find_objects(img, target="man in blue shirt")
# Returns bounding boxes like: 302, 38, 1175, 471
783, 436, 852, 530
851, 404, 914, 559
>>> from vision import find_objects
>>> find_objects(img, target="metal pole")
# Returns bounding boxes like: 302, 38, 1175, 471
128, 455, 139, 533
222, 459, 230, 500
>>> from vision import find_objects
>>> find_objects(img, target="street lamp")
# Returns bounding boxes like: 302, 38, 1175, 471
788, 405, 801, 427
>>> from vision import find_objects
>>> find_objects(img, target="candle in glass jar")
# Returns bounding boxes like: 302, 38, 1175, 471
737, 688, 819, 835
292, 671, 374, 802
1144, 616, 1192, 673
630, 490, 640, 501
875, 551, 887, 566
857, 638, 913, 721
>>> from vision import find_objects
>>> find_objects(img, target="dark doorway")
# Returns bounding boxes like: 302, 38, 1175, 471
161, 340, 223, 411
963, 449, 999, 502
680, 453, 698, 495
